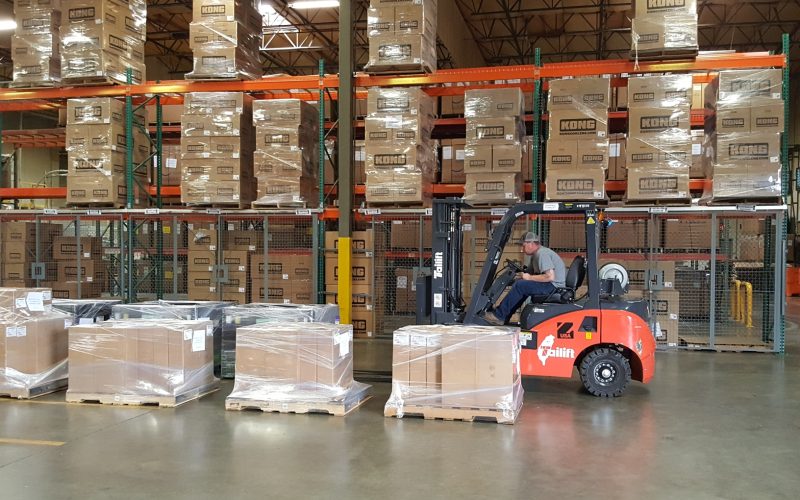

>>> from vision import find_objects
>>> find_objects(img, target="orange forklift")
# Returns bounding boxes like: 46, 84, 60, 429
417, 199, 656, 397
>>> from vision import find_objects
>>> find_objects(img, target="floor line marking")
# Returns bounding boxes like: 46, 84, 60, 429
0, 438, 65, 447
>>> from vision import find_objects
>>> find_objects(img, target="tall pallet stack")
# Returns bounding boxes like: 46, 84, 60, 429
364, 87, 435, 206
11, 0, 61, 87
544, 78, 609, 202
625, 74, 693, 203
65, 98, 148, 207
630, 0, 697, 59
180, 92, 255, 207
252, 99, 319, 207
463, 88, 525, 204
704, 69, 784, 201
60, 0, 147, 84
366, 0, 437, 74
186, 0, 262, 80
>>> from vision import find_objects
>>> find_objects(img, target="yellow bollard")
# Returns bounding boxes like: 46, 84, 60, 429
731, 279, 741, 321
744, 281, 753, 328
738, 282, 745, 324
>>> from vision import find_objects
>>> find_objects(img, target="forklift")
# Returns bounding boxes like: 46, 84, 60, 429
417, 198, 656, 397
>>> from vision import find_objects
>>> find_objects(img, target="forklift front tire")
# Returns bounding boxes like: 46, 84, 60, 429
579, 347, 632, 397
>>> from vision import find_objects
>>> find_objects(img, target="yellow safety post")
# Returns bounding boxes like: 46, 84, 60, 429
738, 281, 745, 323
743, 281, 753, 328
338, 237, 352, 325
731, 279, 740, 321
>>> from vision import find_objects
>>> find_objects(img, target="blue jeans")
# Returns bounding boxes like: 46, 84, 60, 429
494, 280, 557, 322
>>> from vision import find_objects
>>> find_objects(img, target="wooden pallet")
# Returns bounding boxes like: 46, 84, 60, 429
184, 73, 257, 82
703, 197, 782, 206
8, 81, 61, 89
62, 76, 130, 86
366, 200, 433, 209
185, 200, 253, 210
384, 401, 522, 424
0, 378, 68, 400
679, 335, 773, 352
629, 48, 699, 62
251, 201, 310, 209
67, 201, 128, 209
364, 62, 434, 75
65, 382, 219, 408
225, 385, 371, 417
624, 198, 694, 206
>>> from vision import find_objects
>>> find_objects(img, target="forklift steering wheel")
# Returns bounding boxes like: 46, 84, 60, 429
506, 259, 525, 274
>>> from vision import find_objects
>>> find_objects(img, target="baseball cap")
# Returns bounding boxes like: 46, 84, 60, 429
521, 232, 540, 244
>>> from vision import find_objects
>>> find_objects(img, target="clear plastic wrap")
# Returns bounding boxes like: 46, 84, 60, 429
254, 176, 319, 207
186, 47, 261, 80
545, 168, 607, 201
188, 20, 261, 51
184, 92, 251, 116
628, 107, 691, 145
67, 319, 218, 399
66, 170, 146, 206
365, 170, 434, 205
626, 74, 692, 109
463, 172, 522, 204
14, 0, 63, 15
545, 138, 610, 171
626, 165, 691, 201
366, 7, 437, 72
364, 142, 435, 177
703, 130, 782, 201
253, 99, 318, 126
384, 325, 523, 423
226, 322, 370, 407
546, 77, 610, 111
0, 287, 71, 398
465, 87, 525, 118
52, 298, 120, 324
66, 97, 125, 125
366, 87, 436, 117
630, 13, 698, 54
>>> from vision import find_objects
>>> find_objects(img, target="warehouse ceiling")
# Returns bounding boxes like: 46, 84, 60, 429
0, 0, 797, 79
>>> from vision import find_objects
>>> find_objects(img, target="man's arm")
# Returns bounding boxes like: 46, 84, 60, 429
522, 269, 554, 282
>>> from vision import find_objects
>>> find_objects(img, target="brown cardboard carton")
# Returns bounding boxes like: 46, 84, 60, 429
56, 260, 99, 282
464, 172, 522, 203
392, 331, 411, 395
626, 166, 690, 201
182, 114, 247, 137
626, 138, 692, 169
463, 145, 493, 174
324, 255, 373, 287
0, 288, 54, 315
715, 107, 750, 134
2, 263, 30, 283
440, 95, 465, 116
626, 74, 692, 109
577, 140, 609, 170
67, 151, 129, 177
630, 15, 697, 52
547, 219, 585, 249
324, 230, 374, 251
710, 164, 781, 200
750, 103, 784, 134
193, 0, 258, 23
545, 140, 579, 170
180, 136, 249, 159
66, 97, 125, 125
182, 157, 251, 183
188, 18, 262, 49
316, 326, 354, 389
365, 171, 431, 205
466, 117, 523, 146
662, 219, 712, 250
45, 280, 101, 299
608, 133, 627, 181
474, 330, 520, 407
635, 0, 697, 16
545, 168, 606, 201
394, 268, 418, 313
628, 107, 691, 139
364, 114, 428, 143
606, 219, 647, 249
2, 222, 58, 243
181, 179, 255, 206
66, 123, 126, 152
183, 91, 252, 114
493, 143, 523, 173
365, 144, 431, 173
2, 241, 34, 263
464, 88, 524, 118
367, 7, 394, 37
1, 316, 68, 388
389, 219, 432, 249
711, 69, 784, 108
449, 138, 466, 182
715, 133, 781, 167
66, 173, 146, 207
547, 77, 610, 110
187, 223, 217, 251
690, 130, 706, 178
395, 3, 434, 35
52, 236, 102, 261
548, 109, 608, 140
253, 149, 311, 178
368, 33, 429, 68
366, 87, 433, 116
441, 331, 477, 406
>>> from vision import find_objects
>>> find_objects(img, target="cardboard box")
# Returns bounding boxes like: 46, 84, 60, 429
577, 140, 609, 170
608, 134, 627, 181
193, 0, 258, 23
368, 33, 432, 69
0, 315, 68, 388
630, 15, 697, 52
626, 138, 692, 169
545, 168, 606, 201
183, 91, 251, 115
750, 103, 784, 134
52, 236, 102, 261
464, 172, 522, 203
714, 107, 751, 134
2, 222, 61, 243
187, 223, 218, 251
364, 115, 428, 143
463, 145, 493, 174
389, 219, 432, 249
710, 165, 782, 200
66, 173, 145, 206
715, 133, 781, 167
464, 88, 524, 118
626, 166, 690, 201
441, 331, 477, 406
2, 241, 33, 263
188, 19, 262, 49
545, 140, 578, 170
366, 87, 433, 116
182, 158, 251, 183
626, 74, 692, 109
180, 136, 249, 159
440, 95, 465, 116
547, 77, 611, 110
466, 117, 524, 146
182, 114, 247, 137
365, 171, 431, 205
547, 219, 585, 249
324, 255, 374, 286
635, 0, 697, 16
324, 230, 374, 251
663, 219, 712, 250
394, 268, 420, 314
181, 179, 255, 205
367, 7, 394, 37
12, 57, 60, 85
365, 144, 431, 173
690, 130, 706, 178
548, 109, 608, 140
66, 98, 125, 125
395, 3, 434, 35
56, 260, 99, 282
606, 219, 647, 249
493, 143, 523, 172
628, 107, 691, 139
711, 69, 784, 108
252, 99, 317, 125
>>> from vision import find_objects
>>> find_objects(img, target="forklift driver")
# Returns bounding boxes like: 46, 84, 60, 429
485, 232, 566, 325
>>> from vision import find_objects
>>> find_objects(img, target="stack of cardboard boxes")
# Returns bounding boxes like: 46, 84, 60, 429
0, 287, 71, 398
42, 236, 104, 299
225, 323, 370, 411
364, 87, 435, 205
156, 143, 182, 187
180, 92, 255, 206
60, 0, 147, 84
366, 0, 437, 73
187, 222, 219, 301
11, 0, 61, 87
625, 74, 693, 202
1, 222, 62, 287
463, 88, 525, 203
325, 230, 376, 338
250, 251, 313, 305
67, 319, 217, 403
186, 0, 262, 80
704, 69, 784, 200
545, 77, 609, 201
385, 325, 523, 423
439, 139, 466, 183
631, 0, 697, 57
65, 98, 148, 206
252, 99, 319, 206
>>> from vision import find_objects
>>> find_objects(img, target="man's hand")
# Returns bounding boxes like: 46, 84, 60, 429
522, 272, 533, 281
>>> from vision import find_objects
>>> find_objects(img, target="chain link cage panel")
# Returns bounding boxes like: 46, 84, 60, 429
0, 213, 125, 300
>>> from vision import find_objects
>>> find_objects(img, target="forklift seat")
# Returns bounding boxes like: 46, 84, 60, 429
530, 255, 586, 304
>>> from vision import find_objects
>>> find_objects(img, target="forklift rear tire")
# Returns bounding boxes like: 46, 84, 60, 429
579, 347, 632, 397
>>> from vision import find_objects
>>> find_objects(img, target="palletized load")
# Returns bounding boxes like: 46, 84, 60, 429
384, 324, 523, 424
10, 0, 62, 87
225, 322, 371, 416
0, 287, 72, 399
630, 0, 698, 59
544, 77, 610, 202
703, 69, 784, 201
365, 0, 437, 74
66, 318, 219, 406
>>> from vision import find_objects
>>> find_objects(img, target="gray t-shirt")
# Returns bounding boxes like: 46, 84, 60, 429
529, 246, 566, 288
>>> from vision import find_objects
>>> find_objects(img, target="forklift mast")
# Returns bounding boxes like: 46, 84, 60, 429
417, 198, 602, 325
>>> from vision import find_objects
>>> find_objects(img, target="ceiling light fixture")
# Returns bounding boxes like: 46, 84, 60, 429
0, 19, 17, 31
288, 0, 339, 9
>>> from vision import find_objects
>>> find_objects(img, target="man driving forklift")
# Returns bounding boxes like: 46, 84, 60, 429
485, 232, 567, 325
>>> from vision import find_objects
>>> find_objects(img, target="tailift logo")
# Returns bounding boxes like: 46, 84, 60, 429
433, 252, 444, 279
537, 335, 576, 366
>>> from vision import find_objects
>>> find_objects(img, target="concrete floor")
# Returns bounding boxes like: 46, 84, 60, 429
2, 306, 800, 499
